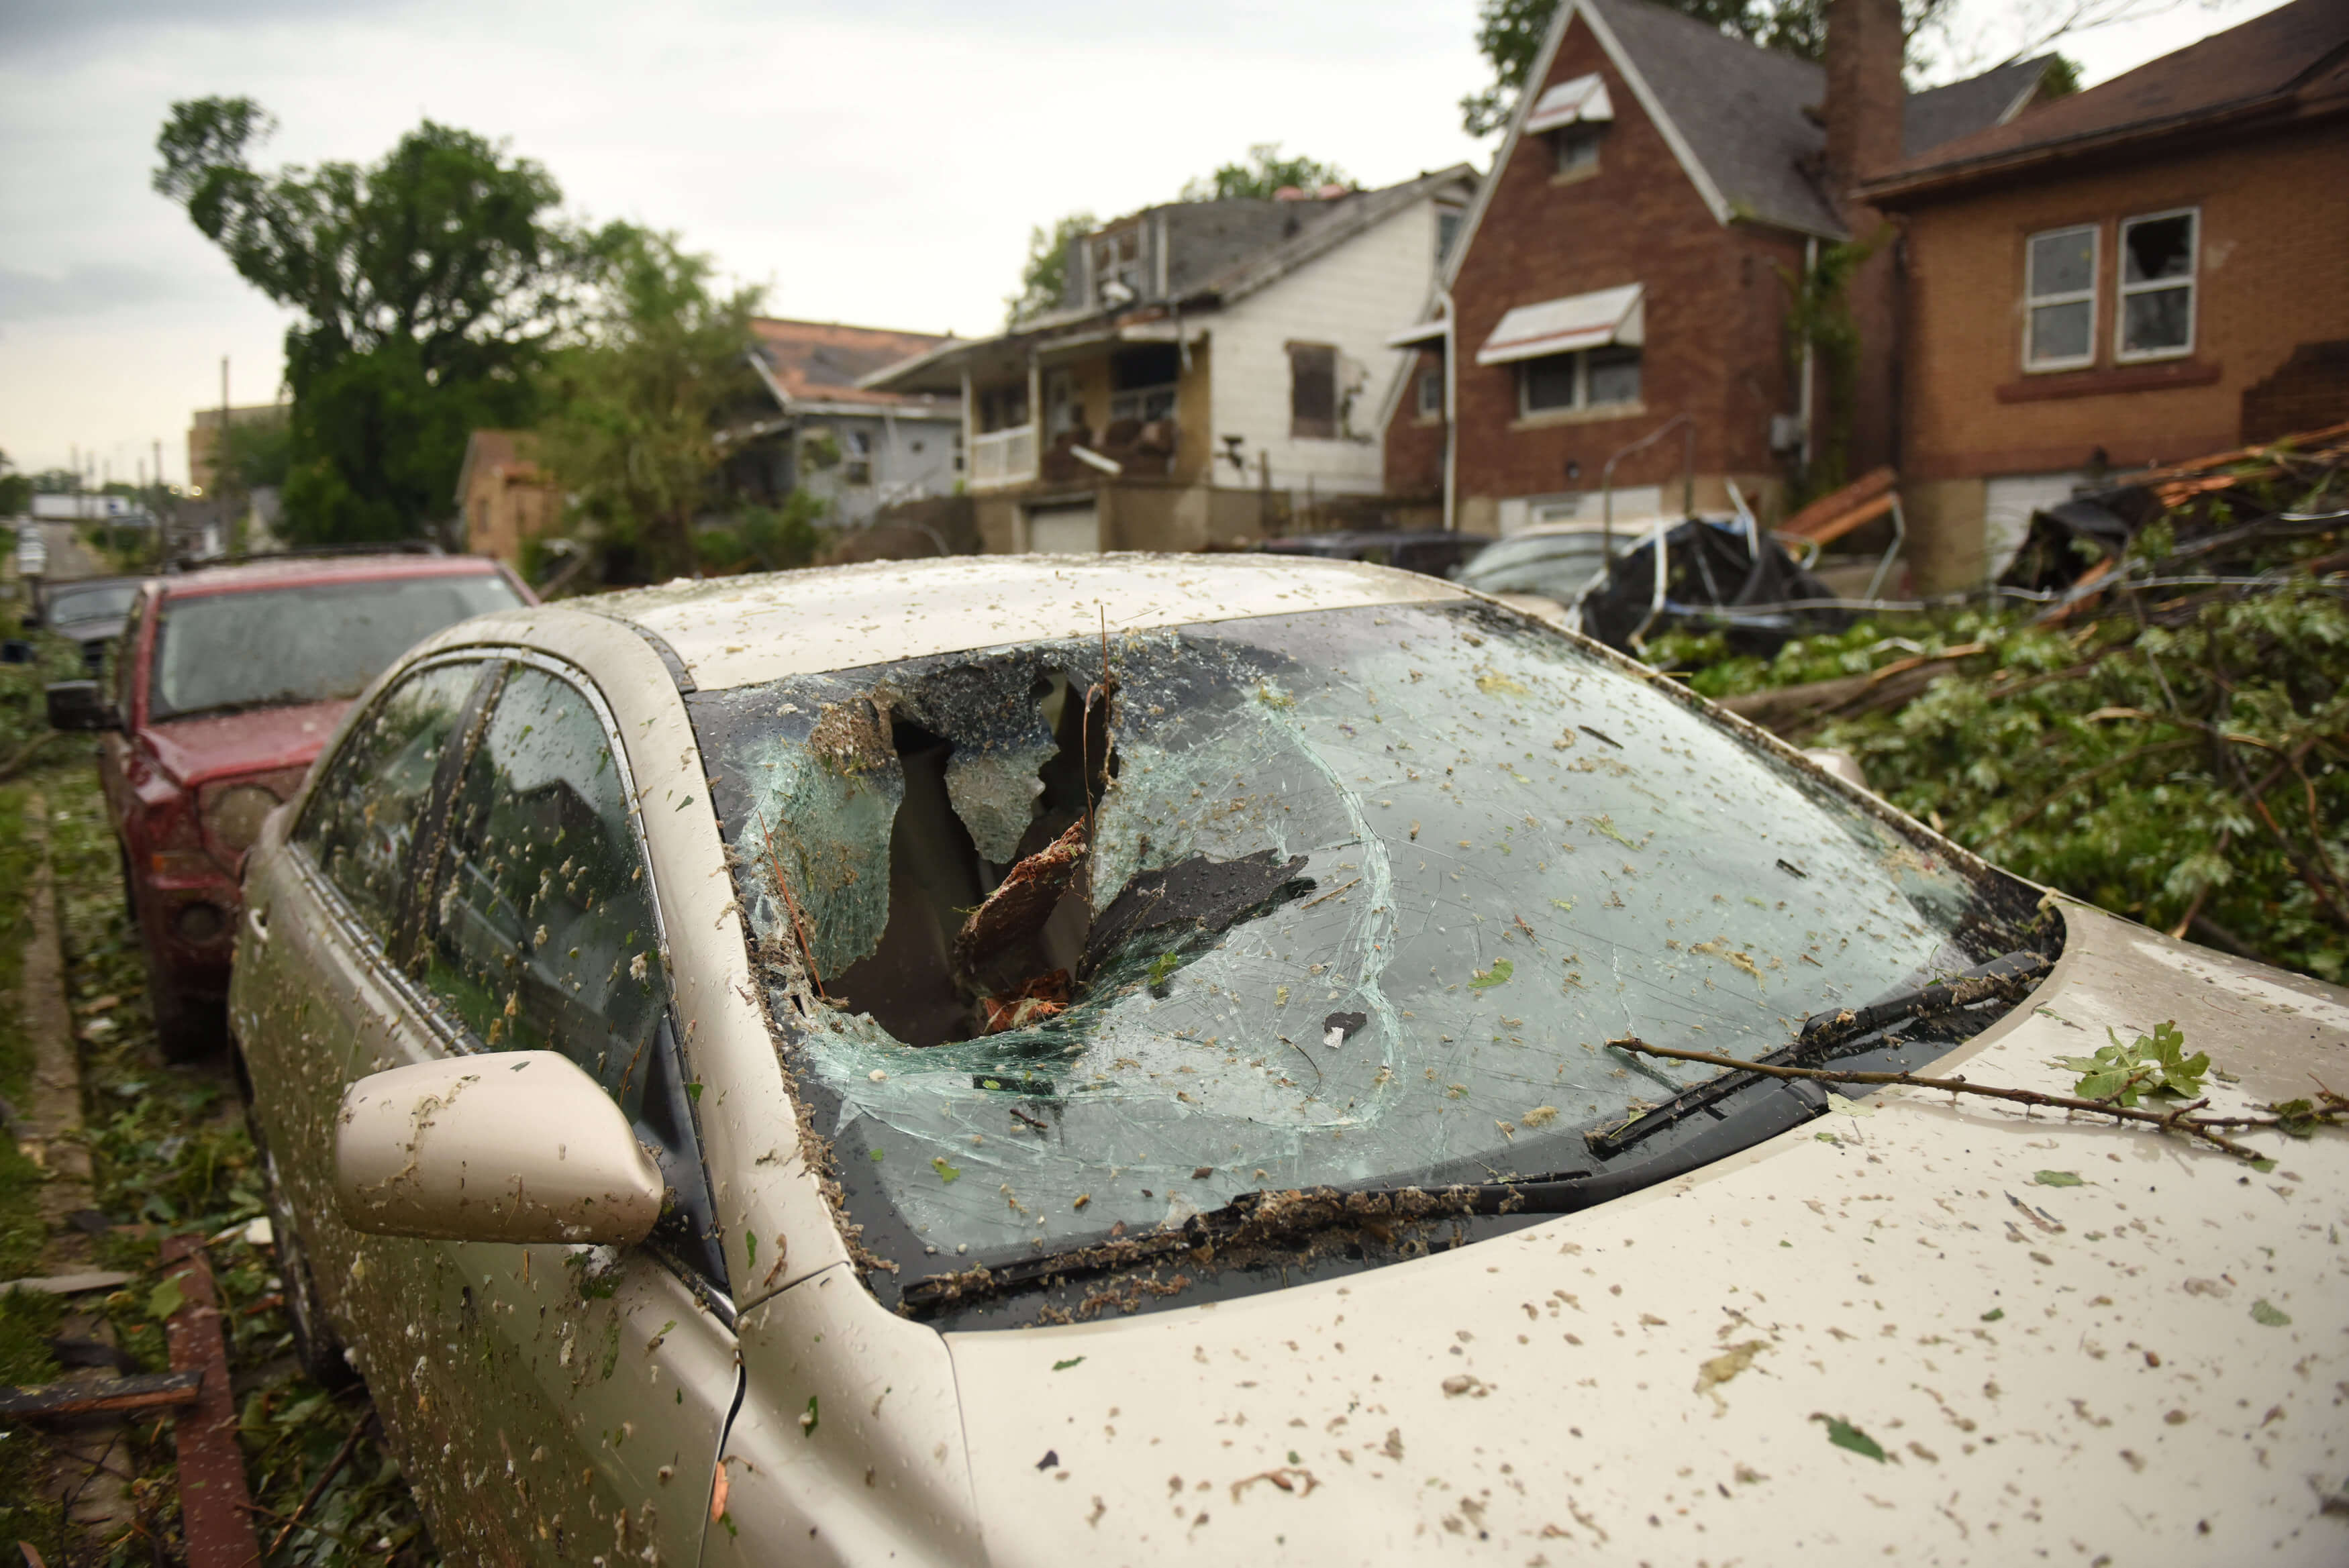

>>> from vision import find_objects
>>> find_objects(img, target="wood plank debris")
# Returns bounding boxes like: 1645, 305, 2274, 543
0, 1270, 133, 1297
0, 1369, 202, 1418
158, 1236, 260, 1568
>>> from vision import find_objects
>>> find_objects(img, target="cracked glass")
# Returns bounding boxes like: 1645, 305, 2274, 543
692, 601, 2013, 1281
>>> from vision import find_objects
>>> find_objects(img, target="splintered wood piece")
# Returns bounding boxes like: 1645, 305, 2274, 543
955, 819, 1087, 970
0, 1369, 201, 1418
158, 1237, 260, 1568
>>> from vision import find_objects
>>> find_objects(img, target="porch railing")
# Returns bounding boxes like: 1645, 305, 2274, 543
970, 425, 1038, 488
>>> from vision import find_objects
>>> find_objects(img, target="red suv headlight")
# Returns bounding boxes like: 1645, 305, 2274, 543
202, 783, 281, 858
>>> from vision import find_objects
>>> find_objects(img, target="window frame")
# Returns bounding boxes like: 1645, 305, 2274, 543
1551, 125, 1603, 178
2022, 222, 2100, 373
1289, 341, 1340, 440
1417, 366, 1445, 419
1515, 344, 1642, 417
2114, 206, 2198, 364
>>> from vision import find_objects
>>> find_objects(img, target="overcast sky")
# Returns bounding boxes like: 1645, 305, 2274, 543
0, 0, 2268, 486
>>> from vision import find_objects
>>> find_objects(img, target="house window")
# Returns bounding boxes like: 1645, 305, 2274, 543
844, 429, 872, 486
1093, 226, 1144, 305
2023, 225, 2097, 371
2117, 209, 2196, 361
1553, 127, 1603, 177
1518, 345, 1641, 416
1108, 344, 1179, 427
1417, 367, 1444, 418
1436, 207, 1463, 261
1290, 343, 1338, 439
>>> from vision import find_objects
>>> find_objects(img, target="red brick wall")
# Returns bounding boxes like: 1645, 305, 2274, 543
1893, 121, 2349, 479
1383, 347, 1447, 496
1416, 14, 1815, 516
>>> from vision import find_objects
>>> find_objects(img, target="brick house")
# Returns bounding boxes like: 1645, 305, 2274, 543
867, 168, 1475, 554
1859, 0, 2349, 588
1385, 0, 2052, 537
456, 429, 558, 565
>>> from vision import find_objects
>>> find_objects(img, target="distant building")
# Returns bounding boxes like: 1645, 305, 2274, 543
1859, 0, 2349, 586
1385, 0, 2056, 538
731, 318, 964, 529
456, 431, 560, 565
187, 402, 288, 499
865, 168, 1477, 554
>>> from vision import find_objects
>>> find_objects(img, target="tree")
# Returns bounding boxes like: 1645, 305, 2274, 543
536, 227, 765, 580
153, 97, 593, 543
1006, 211, 1097, 325
1179, 144, 1350, 201
0, 452, 28, 519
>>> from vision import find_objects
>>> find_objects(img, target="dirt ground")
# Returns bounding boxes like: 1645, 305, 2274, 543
0, 750, 432, 1566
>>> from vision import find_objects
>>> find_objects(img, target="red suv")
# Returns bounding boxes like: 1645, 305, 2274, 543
47, 550, 533, 1057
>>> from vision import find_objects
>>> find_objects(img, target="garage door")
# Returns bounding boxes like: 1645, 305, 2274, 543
1026, 503, 1099, 554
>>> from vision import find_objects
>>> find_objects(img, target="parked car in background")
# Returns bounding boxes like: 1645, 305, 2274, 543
1258, 527, 1488, 578
48, 547, 531, 1057
1448, 519, 1636, 621
32, 574, 146, 674
228, 554, 2348, 1565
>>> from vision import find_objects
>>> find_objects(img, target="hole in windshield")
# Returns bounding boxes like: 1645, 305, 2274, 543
691, 601, 2045, 1321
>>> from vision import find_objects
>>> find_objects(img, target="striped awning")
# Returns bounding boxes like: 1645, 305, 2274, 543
1524, 73, 1614, 134
1476, 283, 1644, 366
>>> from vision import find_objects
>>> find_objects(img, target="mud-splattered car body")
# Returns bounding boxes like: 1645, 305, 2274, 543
229, 555, 2349, 1565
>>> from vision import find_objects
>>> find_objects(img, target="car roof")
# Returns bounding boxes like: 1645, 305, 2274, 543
573, 553, 1470, 692
154, 553, 506, 600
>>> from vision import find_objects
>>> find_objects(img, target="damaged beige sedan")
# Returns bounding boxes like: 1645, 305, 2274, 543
229, 555, 2349, 1565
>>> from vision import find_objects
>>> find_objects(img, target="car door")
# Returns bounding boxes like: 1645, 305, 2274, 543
396, 657, 736, 1568
96, 587, 147, 861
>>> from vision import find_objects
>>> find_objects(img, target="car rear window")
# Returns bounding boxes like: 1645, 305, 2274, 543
149, 574, 521, 721
691, 600, 2040, 1302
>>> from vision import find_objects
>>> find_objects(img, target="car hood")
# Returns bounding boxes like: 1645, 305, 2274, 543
946, 901, 2349, 1565
50, 614, 128, 643
145, 699, 349, 788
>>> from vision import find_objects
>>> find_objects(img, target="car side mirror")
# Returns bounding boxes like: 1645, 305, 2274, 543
335, 1051, 664, 1245
46, 681, 117, 732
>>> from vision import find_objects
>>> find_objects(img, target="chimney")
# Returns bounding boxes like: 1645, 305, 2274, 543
1823, 0, 1905, 182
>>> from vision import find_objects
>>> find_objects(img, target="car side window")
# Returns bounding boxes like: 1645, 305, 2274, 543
419, 666, 723, 1284
111, 594, 144, 717
293, 660, 485, 947
422, 666, 671, 1110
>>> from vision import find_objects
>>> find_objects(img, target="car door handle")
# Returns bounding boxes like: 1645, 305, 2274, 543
247, 905, 270, 943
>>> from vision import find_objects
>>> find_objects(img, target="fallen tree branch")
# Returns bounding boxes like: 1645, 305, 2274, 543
1606, 1035, 2342, 1163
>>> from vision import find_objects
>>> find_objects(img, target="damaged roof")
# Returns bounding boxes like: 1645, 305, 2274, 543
1500, 0, 2057, 239
578, 554, 1466, 692
748, 317, 960, 411
1863, 0, 2349, 201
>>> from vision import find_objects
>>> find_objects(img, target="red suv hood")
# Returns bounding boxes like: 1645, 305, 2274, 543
145, 700, 350, 788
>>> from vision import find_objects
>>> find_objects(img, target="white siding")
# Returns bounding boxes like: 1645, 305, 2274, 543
1207, 200, 1442, 497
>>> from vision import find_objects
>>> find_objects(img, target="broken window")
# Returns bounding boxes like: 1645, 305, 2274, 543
691, 601, 2028, 1306
2025, 224, 2097, 370
1289, 342, 1337, 439
295, 658, 485, 947
2117, 209, 2195, 361
1109, 345, 1179, 427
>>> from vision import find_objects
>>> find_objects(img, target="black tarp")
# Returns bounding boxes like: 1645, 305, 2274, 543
1578, 519, 1848, 654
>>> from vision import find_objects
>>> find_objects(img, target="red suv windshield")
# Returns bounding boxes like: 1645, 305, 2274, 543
150, 574, 521, 721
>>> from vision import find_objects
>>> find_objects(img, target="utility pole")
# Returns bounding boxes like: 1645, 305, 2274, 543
153, 437, 168, 566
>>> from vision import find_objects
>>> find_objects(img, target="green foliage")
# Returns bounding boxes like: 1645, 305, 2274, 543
1006, 210, 1097, 324
1469, 958, 1514, 990
1811, 1412, 1887, 1461
0, 450, 30, 517
154, 96, 592, 543
2040, 53, 2083, 98
1459, 0, 1952, 135
536, 227, 764, 580
1779, 225, 1892, 501
1179, 144, 1349, 201
2054, 1021, 2208, 1106
214, 409, 291, 494
693, 494, 827, 578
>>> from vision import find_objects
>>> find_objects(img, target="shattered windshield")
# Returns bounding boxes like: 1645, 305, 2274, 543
694, 600, 2022, 1310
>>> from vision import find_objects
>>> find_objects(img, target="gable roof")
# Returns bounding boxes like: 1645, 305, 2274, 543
1190, 166, 1477, 305
1865, 0, 2349, 200
748, 317, 957, 411
1436, 0, 2057, 278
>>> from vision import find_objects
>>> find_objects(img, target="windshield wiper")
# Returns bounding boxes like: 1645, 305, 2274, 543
1795, 948, 2051, 1057
895, 1082, 1828, 1318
